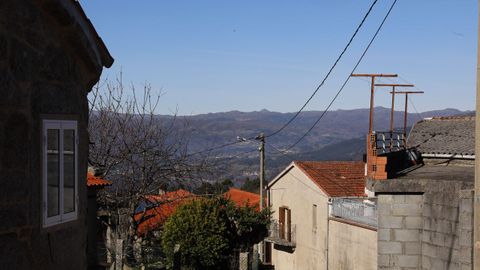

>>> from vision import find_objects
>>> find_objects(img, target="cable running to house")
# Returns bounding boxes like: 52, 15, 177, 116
395, 76, 425, 121
218, 148, 258, 161
272, 0, 399, 153
186, 137, 255, 157
408, 97, 424, 122
265, 0, 379, 138
180, 0, 383, 158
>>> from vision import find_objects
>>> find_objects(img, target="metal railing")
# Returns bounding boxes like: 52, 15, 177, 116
265, 219, 296, 247
374, 131, 406, 154
331, 198, 377, 228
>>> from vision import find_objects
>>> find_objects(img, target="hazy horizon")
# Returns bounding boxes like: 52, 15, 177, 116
152, 106, 473, 117
83, 1, 477, 115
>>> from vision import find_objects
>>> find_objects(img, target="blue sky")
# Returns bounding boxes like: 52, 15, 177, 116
82, 1, 477, 115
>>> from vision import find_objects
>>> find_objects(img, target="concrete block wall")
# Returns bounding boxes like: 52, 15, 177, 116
378, 194, 423, 270
377, 190, 474, 270
421, 190, 473, 270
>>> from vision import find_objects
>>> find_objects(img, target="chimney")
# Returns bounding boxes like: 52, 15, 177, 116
366, 133, 388, 180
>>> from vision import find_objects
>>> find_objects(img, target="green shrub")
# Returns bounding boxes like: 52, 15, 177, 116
161, 197, 270, 269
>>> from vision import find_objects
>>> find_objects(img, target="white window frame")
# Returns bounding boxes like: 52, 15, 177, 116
42, 119, 79, 227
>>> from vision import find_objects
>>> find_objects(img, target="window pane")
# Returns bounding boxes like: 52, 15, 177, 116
64, 129, 75, 213
47, 129, 60, 217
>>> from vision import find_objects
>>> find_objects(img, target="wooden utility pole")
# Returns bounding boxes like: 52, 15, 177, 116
256, 133, 265, 210
389, 91, 424, 147
256, 133, 266, 263
375, 84, 414, 133
375, 83, 414, 148
351, 74, 398, 134
351, 74, 397, 180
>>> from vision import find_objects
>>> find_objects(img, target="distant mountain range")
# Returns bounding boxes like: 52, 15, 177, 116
157, 107, 473, 182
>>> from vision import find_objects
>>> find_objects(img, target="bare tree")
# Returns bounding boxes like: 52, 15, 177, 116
88, 74, 208, 267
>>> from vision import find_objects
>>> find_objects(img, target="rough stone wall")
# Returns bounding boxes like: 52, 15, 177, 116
377, 188, 474, 270
0, 1, 105, 269
378, 194, 423, 269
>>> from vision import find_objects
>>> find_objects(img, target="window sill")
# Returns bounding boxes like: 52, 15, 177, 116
41, 216, 80, 233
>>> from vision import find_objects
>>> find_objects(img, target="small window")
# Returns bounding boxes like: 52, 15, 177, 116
43, 120, 78, 227
312, 204, 317, 231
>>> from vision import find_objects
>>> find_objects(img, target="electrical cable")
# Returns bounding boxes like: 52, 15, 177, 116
218, 148, 258, 161
398, 76, 420, 90
183, 0, 392, 159
408, 96, 424, 122
186, 136, 257, 157
271, 0, 399, 153
265, 0, 379, 138
397, 76, 425, 121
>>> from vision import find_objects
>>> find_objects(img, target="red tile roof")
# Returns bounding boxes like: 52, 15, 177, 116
134, 189, 194, 236
87, 172, 112, 187
294, 161, 366, 197
224, 188, 260, 210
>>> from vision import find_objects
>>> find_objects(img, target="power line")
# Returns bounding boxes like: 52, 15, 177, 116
219, 148, 258, 161
182, 0, 394, 159
186, 136, 256, 158
271, 0, 399, 153
397, 76, 425, 121
265, 0, 379, 138
408, 96, 424, 122
398, 76, 420, 90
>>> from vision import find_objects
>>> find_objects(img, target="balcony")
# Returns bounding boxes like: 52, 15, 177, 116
331, 198, 377, 228
264, 220, 296, 247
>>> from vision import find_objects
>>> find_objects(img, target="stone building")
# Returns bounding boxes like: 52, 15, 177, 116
367, 116, 475, 269
0, 1, 112, 269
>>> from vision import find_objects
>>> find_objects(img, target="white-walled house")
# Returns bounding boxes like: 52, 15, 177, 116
265, 161, 377, 270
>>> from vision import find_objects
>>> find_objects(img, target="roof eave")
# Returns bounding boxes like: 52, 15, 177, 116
267, 161, 296, 189
54, 0, 114, 69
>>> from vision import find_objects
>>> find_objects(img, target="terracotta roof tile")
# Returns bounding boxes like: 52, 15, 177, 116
224, 188, 260, 210
134, 189, 194, 236
145, 189, 193, 203
294, 161, 366, 197
87, 172, 112, 187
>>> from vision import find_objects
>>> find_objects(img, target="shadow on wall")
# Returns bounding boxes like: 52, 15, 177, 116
273, 244, 294, 254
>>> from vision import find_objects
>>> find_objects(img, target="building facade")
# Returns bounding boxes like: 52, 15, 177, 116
0, 1, 112, 269
367, 116, 475, 269
265, 161, 376, 270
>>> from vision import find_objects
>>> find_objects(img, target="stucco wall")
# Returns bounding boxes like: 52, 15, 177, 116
269, 166, 329, 270
328, 219, 377, 270
0, 1, 106, 269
